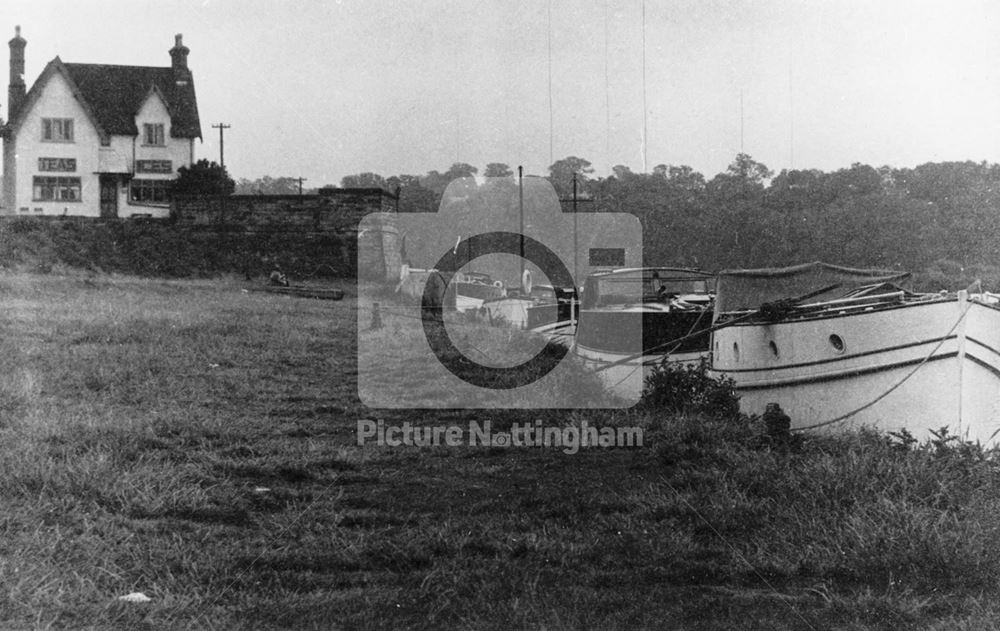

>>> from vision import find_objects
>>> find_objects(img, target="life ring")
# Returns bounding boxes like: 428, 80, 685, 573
493, 280, 504, 289
521, 269, 533, 295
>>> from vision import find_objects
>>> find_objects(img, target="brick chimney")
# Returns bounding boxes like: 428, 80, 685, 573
8, 25, 26, 120
169, 33, 190, 85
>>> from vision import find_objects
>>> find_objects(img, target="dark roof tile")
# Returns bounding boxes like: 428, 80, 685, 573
62, 63, 201, 138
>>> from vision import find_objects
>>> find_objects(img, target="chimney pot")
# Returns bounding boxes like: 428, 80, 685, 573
169, 33, 190, 77
8, 25, 26, 119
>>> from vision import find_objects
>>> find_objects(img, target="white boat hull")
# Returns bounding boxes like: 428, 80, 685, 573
454, 294, 485, 312
482, 298, 534, 328
710, 295, 1000, 444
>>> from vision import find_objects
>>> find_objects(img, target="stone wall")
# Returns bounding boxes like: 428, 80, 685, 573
172, 187, 397, 233
171, 187, 401, 281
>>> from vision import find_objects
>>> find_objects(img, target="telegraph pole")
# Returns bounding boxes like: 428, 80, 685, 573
212, 123, 231, 169
295, 177, 307, 196
210, 123, 232, 273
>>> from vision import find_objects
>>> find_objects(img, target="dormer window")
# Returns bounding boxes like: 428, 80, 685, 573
143, 123, 165, 146
42, 118, 74, 142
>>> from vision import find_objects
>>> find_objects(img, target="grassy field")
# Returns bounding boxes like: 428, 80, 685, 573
3, 272, 1000, 629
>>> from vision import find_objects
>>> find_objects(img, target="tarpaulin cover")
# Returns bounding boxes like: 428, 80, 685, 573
714, 261, 911, 315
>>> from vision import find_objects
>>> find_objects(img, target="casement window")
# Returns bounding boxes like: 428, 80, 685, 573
42, 118, 74, 142
33, 176, 81, 201
130, 179, 171, 204
143, 123, 165, 146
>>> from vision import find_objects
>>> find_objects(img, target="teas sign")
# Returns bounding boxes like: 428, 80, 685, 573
136, 160, 173, 174
38, 157, 76, 172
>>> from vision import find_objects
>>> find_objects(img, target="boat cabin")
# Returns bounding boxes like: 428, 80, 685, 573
582, 267, 715, 309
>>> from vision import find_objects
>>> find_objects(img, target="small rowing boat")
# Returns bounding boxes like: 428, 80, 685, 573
250, 284, 345, 300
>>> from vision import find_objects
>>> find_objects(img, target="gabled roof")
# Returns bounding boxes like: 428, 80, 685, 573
6, 57, 201, 140
63, 62, 201, 139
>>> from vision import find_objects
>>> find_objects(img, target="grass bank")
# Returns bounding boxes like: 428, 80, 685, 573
1, 273, 1000, 629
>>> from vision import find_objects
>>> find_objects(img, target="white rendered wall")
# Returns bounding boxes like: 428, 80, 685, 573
12, 71, 101, 216
124, 91, 191, 218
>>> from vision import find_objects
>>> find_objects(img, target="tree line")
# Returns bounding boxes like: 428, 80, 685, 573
336, 155, 1000, 291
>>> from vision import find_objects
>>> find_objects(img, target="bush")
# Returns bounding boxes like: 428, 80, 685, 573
913, 258, 1000, 292
641, 359, 740, 418
172, 159, 235, 196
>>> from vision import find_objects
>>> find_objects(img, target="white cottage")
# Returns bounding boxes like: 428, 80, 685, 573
1, 28, 202, 218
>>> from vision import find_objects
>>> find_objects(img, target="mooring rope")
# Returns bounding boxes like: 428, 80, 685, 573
792, 299, 974, 432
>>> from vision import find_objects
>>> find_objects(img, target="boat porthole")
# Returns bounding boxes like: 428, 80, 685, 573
733, 342, 740, 362
768, 341, 779, 358
829, 334, 845, 353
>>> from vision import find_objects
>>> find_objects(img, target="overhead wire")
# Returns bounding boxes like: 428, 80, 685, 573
547, 0, 554, 167
641, 0, 647, 172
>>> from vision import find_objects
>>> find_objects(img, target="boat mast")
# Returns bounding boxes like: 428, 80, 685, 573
572, 172, 579, 289
572, 173, 579, 326
519, 165, 525, 292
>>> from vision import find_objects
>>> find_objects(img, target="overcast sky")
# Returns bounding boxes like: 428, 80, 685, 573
6, 0, 1000, 185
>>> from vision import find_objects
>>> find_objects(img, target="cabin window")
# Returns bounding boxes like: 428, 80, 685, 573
829, 334, 845, 353
143, 123, 165, 146
769, 341, 779, 357
42, 118, 74, 142
733, 342, 740, 362
33, 176, 81, 201
130, 179, 171, 204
